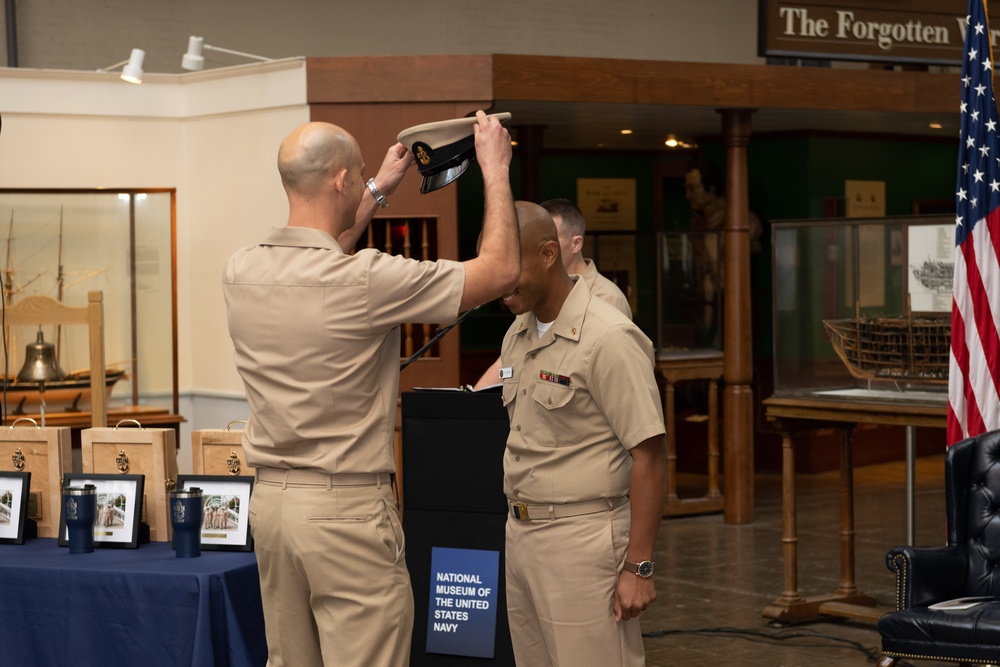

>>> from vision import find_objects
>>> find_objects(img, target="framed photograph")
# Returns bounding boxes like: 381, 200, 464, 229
0, 471, 32, 545
58, 474, 145, 549
906, 222, 954, 314
176, 475, 254, 551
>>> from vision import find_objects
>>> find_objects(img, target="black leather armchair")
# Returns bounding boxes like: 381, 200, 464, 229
876, 430, 1000, 666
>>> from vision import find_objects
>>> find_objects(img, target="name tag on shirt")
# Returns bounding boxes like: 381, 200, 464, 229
499, 366, 514, 380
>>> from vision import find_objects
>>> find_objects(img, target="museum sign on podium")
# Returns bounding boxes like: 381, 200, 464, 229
401, 390, 514, 667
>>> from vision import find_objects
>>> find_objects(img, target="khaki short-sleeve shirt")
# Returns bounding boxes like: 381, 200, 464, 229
222, 226, 465, 474
500, 278, 664, 504
581, 258, 631, 318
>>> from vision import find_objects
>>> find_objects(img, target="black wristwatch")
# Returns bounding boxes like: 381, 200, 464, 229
623, 559, 654, 578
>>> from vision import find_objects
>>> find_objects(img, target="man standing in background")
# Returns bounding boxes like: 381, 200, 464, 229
542, 198, 631, 318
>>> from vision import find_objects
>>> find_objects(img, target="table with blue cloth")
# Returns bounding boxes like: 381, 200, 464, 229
0, 538, 266, 666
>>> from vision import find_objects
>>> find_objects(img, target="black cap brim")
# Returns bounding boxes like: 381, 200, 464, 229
420, 158, 473, 194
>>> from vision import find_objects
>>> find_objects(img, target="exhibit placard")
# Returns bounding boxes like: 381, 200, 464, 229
425, 546, 500, 658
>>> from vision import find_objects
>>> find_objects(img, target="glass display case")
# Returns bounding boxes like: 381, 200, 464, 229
771, 214, 952, 405
581, 229, 716, 354
655, 230, 723, 351
0, 189, 177, 417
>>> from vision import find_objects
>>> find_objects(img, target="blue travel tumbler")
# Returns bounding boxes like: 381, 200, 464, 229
63, 484, 97, 554
170, 488, 203, 558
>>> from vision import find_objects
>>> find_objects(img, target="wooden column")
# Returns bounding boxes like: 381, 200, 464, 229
720, 109, 755, 524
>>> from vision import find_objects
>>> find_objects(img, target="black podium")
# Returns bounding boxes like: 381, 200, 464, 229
402, 390, 515, 666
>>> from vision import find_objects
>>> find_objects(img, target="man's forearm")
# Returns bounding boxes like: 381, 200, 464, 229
625, 435, 667, 561
478, 168, 517, 265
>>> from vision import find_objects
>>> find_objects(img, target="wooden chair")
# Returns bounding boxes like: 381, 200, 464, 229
5, 291, 106, 427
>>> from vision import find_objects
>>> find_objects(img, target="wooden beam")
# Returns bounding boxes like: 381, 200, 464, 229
307, 55, 494, 104
306, 54, 954, 116
491, 54, 954, 114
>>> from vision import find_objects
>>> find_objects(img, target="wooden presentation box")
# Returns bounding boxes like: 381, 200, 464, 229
81, 426, 178, 542
0, 424, 72, 538
191, 428, 248, 477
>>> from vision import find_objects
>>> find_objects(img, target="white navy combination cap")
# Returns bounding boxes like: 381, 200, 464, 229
397, 112, 512, 194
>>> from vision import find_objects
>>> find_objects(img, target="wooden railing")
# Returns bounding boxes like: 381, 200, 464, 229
357, 217, 440, 361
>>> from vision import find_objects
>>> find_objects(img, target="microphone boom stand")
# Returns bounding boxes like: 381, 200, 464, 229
400, 305, 481, 372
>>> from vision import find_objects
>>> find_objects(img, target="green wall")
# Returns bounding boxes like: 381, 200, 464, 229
454, 133, 957, 366
457, 153, 664, 353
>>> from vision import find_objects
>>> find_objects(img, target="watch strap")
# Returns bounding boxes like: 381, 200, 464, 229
623, 559, 654, 578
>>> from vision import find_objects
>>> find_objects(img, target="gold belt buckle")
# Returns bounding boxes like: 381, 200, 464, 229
512, 502, 530, 521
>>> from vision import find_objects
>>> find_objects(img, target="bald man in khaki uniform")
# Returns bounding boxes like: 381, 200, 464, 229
474, 198, 629, 389
498, 201, 666, 666
223, 112, 519, 667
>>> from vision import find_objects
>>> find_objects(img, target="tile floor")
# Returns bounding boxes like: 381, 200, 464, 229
641, 454, 952, 667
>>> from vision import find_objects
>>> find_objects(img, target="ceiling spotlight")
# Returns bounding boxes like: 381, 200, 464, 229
620, 129, 633, 135
929, 122, 943, 129
181, 35, 272, 71
663, 134, 697, 149
98, 48, 145, 84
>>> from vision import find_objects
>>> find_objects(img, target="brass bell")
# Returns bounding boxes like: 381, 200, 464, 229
17, 327, 66, 386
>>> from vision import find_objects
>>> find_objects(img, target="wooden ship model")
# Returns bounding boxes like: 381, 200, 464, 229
822, 301, 950, 385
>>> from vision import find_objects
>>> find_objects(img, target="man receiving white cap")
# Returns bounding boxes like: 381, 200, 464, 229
499, 201, 665, 666
222, 111, 519, 667
473, 197, 630, 389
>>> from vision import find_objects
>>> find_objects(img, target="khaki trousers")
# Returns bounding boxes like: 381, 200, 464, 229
505, 502, 645, 667
249, 474, 413, 667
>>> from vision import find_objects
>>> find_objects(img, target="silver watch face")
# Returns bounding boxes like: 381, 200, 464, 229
637, 561, 654, 578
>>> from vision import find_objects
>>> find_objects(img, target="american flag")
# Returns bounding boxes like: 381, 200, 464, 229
949, 0, 1000, 444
